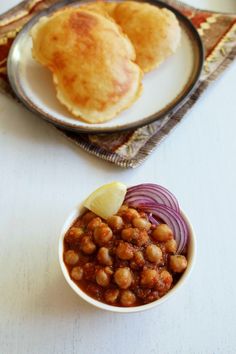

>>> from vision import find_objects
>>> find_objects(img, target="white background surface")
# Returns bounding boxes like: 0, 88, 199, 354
1, 1, 236, 354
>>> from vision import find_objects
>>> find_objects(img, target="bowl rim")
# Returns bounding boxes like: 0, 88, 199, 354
58, 203, 196, 313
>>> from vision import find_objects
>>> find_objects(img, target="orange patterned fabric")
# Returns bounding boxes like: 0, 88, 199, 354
0, 0, 236, 167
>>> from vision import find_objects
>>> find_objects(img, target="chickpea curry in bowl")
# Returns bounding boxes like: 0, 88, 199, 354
59, 183, 195, 312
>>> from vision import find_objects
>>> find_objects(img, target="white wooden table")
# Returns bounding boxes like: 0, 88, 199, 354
1, 1, 236, 353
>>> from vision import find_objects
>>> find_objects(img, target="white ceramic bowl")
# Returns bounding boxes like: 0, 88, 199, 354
58, 203, 196, 313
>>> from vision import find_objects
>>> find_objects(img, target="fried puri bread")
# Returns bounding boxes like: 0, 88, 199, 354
81, 1, 181, 73
113, 1, 181, 72
31, 8, 142, 123
79, 1, 117, 19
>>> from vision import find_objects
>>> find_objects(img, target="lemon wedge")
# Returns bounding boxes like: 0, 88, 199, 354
84, 182, 127, 219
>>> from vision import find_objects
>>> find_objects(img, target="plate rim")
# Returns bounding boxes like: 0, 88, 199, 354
7, 0, 204, 134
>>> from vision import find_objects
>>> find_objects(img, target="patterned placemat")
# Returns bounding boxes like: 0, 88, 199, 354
0, 0, 236, 168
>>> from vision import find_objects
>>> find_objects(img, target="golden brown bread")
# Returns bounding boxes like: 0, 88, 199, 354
79, 1, 117, 18
31, 8, 142, 123
113, 1, 181, 72
82, 1, 181, 72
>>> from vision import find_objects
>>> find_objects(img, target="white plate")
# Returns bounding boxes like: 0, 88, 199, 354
7, 0, 204, 133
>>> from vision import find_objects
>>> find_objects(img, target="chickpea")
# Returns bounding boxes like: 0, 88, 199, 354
165, 239, 177, 253
96, 269, 110, 287
160, 270, 173, 289
122, 208, 140, 222
104, 266, 113, 275
104, 289, 120, 304
145, 291, 159, 303
93, 225, 113, 246
121, 228, 137, 242
64, 250, 79, 265
121, 228, 148, 246
152, 224, 173, 242
132, 217, 151, 231
133, 251, 145, 267
145, 244, 162, 263
139, 211, 147, 218
118, 205, 128, 214
107, 215, 124, 230
155, 270, 173, 294
140, 269, 159, 288
114, 267, 132, 289
120, 290, 136, 306
87, 217, 102, 231
82, 211, 96, 224
169, 255, 187, 273
83, 262, 95, 281
116, 242, 134, 260
135, 230, 149, 247
135, 288, 151, 300
71, 266, 83, 281
66, 227, 84, 242
80, 236, 96, 255
97, 247, 113, 265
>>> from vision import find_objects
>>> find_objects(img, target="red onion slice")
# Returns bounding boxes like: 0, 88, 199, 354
125, 184, 180, 212
125, 196, 160, 207
136, 203, 188, 254
148, 213, 160, 226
